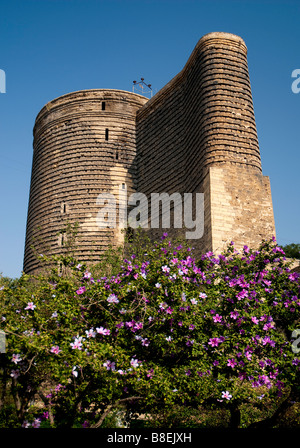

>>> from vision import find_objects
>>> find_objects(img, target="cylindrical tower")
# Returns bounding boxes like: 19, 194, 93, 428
24, 89, 148, 274
136, 32, 275, 254
184, 32, 262, 178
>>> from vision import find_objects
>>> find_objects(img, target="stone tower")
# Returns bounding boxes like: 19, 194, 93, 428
23, 89, 148, 274
136, 32, 275, 254
24, 32, 276, 274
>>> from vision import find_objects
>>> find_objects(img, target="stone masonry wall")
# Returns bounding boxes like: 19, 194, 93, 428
24, 32, 276, 273
136, 32, 275, 254
24, 89, 148, 274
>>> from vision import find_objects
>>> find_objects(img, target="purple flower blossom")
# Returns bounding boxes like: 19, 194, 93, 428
208, 337, 222, 347
85, 328, 96, 338
103, 360, 116, 371
50, 345, 61, 355
25, 301, 36, 311
96, 326, 110, 335
107, 294, 119, 304
251, 316, 259, 324
10, 369, 20, 379
199, 292, 207, 299
227, 359, 237, 368
244, 351, 252, 361
230, 311, 239, 320
262, 336, 276, 347
236, 289, 248, 300
130, 358, 141, 368
12, 354, 22, 364
76, 286, 86, 295
70, 337, 83, 350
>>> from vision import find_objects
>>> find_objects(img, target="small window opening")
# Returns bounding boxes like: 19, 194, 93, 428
102, 101, 106, 111
116, 151, 119, 160
105, 128, 109, 141
122, 183, 125, 190
61, 202, 67, 214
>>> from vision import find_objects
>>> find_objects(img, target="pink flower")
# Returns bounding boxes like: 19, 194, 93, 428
50, 345, 61, 355
213, 314, 222, 323
208, 337, 220, 347
107, 294, 119, 304
244, 351, 252, 360
12, 354, 22, 364
96, 326, 110, 335
227, 359, 237, 368
22, 420, 31, 428
230, 311, 239, 320
263, 321, 275, 331
236, 289, 248, 300
76, 286, 86, 295
221, 391, 232, 400
25, 301, 36, 311
130, 358, 141, 368
70, 337, 83, 350
289, 272, 299, 281
251, 316, 259, 324
103, 360, 116, 371
85, 328, 96, 338
32, 418, 41, 428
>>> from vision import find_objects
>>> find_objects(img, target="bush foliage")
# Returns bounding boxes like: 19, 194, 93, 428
0, 232, 299, 428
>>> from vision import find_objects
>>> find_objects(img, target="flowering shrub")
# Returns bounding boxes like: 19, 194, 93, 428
0, 234, 299, 428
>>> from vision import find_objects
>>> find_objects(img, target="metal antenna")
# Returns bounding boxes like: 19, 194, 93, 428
133, 78, 153, 98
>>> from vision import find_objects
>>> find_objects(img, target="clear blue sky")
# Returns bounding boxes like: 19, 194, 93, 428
0, 0, 299, 278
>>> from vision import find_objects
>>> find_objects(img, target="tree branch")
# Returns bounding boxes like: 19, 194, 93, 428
91, 396, 143, 428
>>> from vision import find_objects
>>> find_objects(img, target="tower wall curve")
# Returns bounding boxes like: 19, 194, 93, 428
24, 89, 148, 274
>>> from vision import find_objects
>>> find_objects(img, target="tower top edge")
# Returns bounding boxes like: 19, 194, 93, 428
36, 88, 149, 121
198, 32, 247, 49
46, 88, 149, 103
137, 32, 248, 118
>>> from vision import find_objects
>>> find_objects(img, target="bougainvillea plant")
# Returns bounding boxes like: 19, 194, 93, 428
0, 234, 299, 428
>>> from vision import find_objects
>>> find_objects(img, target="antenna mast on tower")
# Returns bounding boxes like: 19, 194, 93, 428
133, 78, 153, 98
